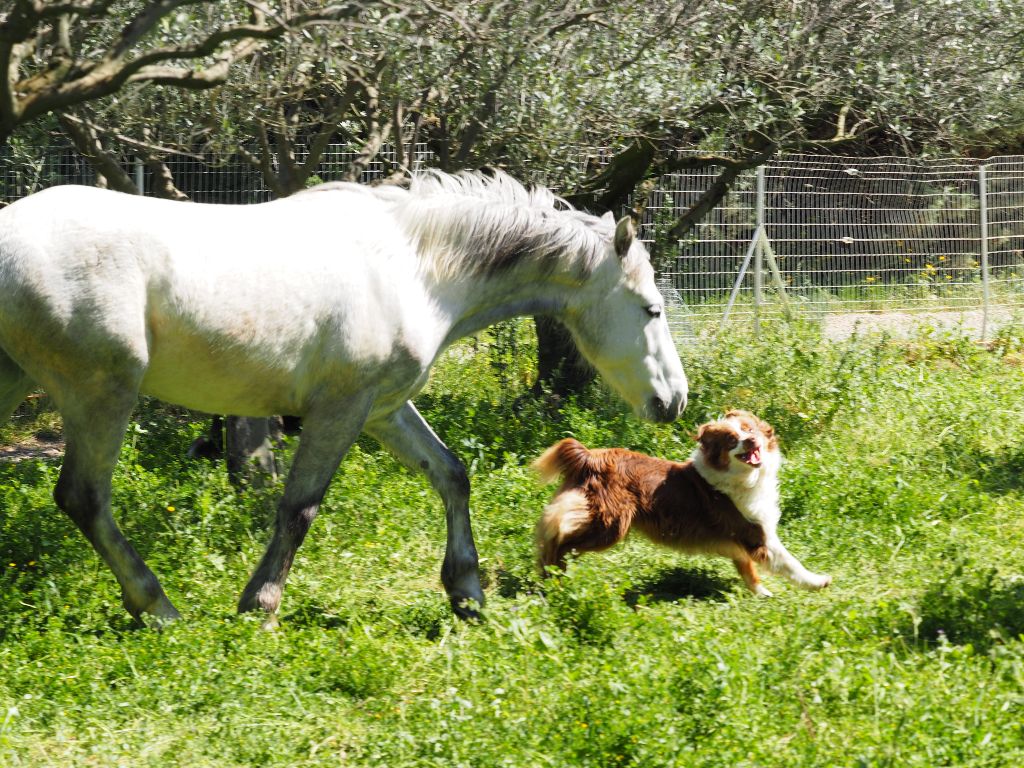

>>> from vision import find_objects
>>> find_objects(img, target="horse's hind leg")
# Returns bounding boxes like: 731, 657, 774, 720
238, 393, 373, 619
54, 385, 180, 623
366, 401, 484, 618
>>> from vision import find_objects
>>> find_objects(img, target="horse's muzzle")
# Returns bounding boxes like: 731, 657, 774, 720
648, 393, 686, 423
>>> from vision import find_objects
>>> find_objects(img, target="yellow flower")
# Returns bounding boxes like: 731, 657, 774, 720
166, 505, 175, 512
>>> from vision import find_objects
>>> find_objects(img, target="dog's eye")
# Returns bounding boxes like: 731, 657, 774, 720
645, 304, 662, 318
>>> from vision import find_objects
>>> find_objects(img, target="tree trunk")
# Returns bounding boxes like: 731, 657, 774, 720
529, 141, 658, 398
531, 142, 776, 399
532, 316, 595, 397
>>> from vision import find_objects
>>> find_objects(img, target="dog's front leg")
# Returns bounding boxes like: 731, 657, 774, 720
765, 538, 831, 590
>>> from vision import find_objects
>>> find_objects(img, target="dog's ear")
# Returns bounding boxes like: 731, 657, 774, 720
694, 423, 712, 450
759, 418, 778, 449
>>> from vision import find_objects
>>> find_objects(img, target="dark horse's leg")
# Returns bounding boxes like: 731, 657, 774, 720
53, 378, 180, 623
237, 393, 373, 620
366, 401, 484, 618
0, 348, 33, 423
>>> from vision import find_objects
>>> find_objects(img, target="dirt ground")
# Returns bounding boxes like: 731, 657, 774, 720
819, 306, 1020, 341
0, 434, 65, 463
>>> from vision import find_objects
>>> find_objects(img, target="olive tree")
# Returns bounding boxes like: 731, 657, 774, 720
0, 1, 375, 148
532, 0, 1024, 393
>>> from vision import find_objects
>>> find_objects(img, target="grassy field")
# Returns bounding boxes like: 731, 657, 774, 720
1, 320, 1023, 767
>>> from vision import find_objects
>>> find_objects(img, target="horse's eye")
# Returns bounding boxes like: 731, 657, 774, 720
646, 304, 662, 318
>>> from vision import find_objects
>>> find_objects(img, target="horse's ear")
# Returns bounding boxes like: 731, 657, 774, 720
614, 215, 635, 259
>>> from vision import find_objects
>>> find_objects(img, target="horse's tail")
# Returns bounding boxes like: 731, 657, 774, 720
532, 438, 600, 485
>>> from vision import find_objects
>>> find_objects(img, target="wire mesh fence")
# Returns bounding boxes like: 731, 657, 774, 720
640, 154, 1024, 339
2, 143, 1022, 339
0, 141, 433, 204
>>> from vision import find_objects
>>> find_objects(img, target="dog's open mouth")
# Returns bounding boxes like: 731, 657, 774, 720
738, 446, 762, 467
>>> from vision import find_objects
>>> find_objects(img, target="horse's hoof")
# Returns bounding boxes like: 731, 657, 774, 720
124, 589, 181, 628
148, 611, 181, 630
450, 595, 484, 621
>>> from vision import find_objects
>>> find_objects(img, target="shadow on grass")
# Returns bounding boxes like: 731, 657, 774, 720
623, 566, 734, 607
915, 564, 1024, 651
495, 567, 532, 599
956, 445, 1024, 495
282, 600, 349, 630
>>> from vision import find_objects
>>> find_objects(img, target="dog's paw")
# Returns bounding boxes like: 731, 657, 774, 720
755, 584, 774, 598
808, 573, 832, 590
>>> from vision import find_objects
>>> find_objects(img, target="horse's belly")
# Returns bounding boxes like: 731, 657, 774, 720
140, 344, 300, 417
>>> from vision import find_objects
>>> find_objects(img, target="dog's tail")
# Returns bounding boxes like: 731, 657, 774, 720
532, 438, 599, 485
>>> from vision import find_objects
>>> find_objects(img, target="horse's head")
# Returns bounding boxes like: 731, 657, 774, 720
560, 214, 688, 423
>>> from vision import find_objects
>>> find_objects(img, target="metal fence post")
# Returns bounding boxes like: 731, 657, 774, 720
979, 164, 990, 342
134, 157, 145, 195
753, 165, 765, 336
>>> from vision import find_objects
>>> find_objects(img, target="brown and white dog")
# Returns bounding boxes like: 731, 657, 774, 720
533, 410, 831, 596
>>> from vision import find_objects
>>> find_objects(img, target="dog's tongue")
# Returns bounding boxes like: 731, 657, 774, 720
746, 447, 761, 465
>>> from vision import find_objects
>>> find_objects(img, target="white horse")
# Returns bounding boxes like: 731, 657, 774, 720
0, 170, 687, 624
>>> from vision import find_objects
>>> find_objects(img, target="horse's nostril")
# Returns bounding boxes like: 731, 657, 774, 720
649, 396, 675, 423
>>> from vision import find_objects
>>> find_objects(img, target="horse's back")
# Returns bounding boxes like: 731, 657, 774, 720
0, 184, 432, 416
0, 185, 413, 302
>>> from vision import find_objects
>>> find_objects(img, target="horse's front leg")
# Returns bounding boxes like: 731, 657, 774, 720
237, 393, 373, 619
52, 378, 180, 624
366, 401, 484, 618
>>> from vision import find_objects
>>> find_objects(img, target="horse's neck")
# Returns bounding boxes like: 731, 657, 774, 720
400, 198, 598, 350
431, 272, 570, 349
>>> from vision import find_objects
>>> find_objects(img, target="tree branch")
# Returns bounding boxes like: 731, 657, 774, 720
59, 112, 202, 158
2, 1, 368, 143
667, 148, 770, 240
57, 111, 138, 194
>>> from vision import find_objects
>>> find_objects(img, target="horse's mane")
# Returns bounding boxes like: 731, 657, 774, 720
384, 169, 612, 280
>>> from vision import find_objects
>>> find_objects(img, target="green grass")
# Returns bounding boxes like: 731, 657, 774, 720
2, 320, 1024, 767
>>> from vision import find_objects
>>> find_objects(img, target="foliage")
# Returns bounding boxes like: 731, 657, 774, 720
0, 2, 365, 147
1, 322, 1024, 765
13, 1, 1023, 207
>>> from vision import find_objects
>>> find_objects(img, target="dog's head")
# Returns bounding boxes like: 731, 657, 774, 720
695, 410, 778, 474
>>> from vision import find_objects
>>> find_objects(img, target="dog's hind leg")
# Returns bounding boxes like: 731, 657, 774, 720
536, 490, 626, 573
733, 555, 772, 597
764, 538, 831, 590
